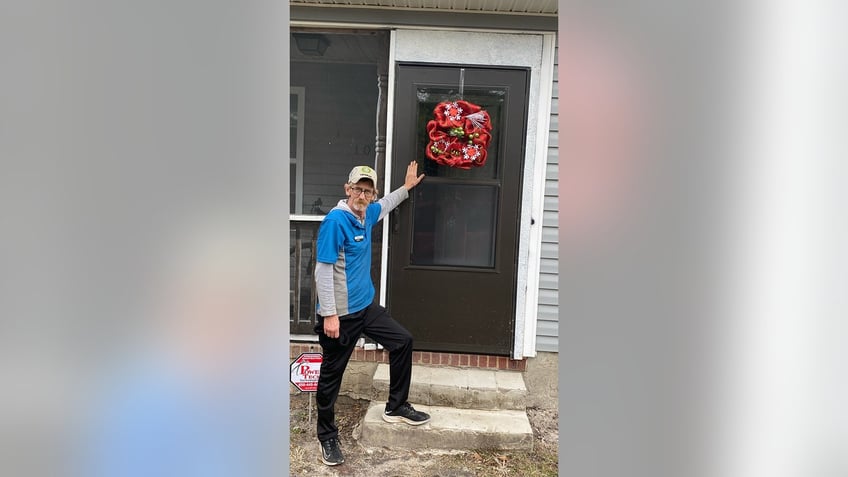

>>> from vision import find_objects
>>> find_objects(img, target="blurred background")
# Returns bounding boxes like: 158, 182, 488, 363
0, 0, 844, 476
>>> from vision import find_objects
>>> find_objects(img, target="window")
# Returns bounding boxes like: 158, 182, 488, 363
290, 30, 387, 217
289, 30, 389, 337
290, 87, 305, 214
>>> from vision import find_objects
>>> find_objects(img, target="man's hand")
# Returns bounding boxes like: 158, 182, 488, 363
403, 161, 425, 190
323, 315, 340, 339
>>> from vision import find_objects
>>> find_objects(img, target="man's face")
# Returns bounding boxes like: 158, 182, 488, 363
345, 179, 375, 215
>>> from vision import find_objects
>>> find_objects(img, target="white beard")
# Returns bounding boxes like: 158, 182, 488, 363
348, 198, 369, 216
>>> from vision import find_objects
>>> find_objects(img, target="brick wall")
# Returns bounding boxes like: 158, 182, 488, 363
290, 342, 526, 371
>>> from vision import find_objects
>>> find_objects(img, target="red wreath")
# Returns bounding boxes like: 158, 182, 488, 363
425, 100, 492, 169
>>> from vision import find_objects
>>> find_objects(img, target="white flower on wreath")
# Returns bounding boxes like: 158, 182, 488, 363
444, 102, 463, 122
434, 139, 451, 152
462, 144, 482, 162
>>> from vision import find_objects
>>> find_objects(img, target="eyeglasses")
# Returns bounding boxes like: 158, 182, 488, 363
349, 186, 375, 198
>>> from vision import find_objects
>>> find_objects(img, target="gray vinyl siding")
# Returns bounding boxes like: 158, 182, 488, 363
535, 43, 559, 353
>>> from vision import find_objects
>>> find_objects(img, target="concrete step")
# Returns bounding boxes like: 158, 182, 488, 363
353, 401, 534, 451
371, 363, 528, 410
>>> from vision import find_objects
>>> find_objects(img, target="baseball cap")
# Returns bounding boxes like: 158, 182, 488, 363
348, 165, 378, 186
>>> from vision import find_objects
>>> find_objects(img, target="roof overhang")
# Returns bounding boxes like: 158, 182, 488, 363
291, 0, 557, 16
291, 1, 558, 32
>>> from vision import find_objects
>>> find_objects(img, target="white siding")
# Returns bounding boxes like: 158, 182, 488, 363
536, 43, 559, 352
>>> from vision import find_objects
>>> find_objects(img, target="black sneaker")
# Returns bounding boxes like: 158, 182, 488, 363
382, 402, 431, 425
319, 437, 344, 466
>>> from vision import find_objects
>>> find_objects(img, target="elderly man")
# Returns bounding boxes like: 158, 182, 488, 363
313, 161, 429, 466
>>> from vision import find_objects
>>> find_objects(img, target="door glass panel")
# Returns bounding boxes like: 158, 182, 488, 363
415, 87, 506, 180
411, 183, 498, 268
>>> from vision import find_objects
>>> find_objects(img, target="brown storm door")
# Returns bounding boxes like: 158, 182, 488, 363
388, 64, 529, 355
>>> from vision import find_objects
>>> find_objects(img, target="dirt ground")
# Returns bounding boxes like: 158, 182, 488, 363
289, 393, 558, 477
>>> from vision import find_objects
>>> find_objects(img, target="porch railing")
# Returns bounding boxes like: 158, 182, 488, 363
289, 216, 382, 337
290, 219, 321, 335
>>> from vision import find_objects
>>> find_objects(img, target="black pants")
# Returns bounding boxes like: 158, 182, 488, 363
314, 303, 413, 442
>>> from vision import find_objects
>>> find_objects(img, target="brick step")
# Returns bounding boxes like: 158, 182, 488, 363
370, 363, 527, 411
353, 401, 533, 451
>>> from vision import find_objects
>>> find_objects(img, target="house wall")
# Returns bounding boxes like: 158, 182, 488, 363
392, 29, 549, 360
536, 43, 559, 353
289, 7, 560, 355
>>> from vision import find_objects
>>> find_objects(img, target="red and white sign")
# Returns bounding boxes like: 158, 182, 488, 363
290, 352, 322, 392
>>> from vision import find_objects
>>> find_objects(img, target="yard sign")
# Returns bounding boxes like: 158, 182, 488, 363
290, 352, 322, 392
